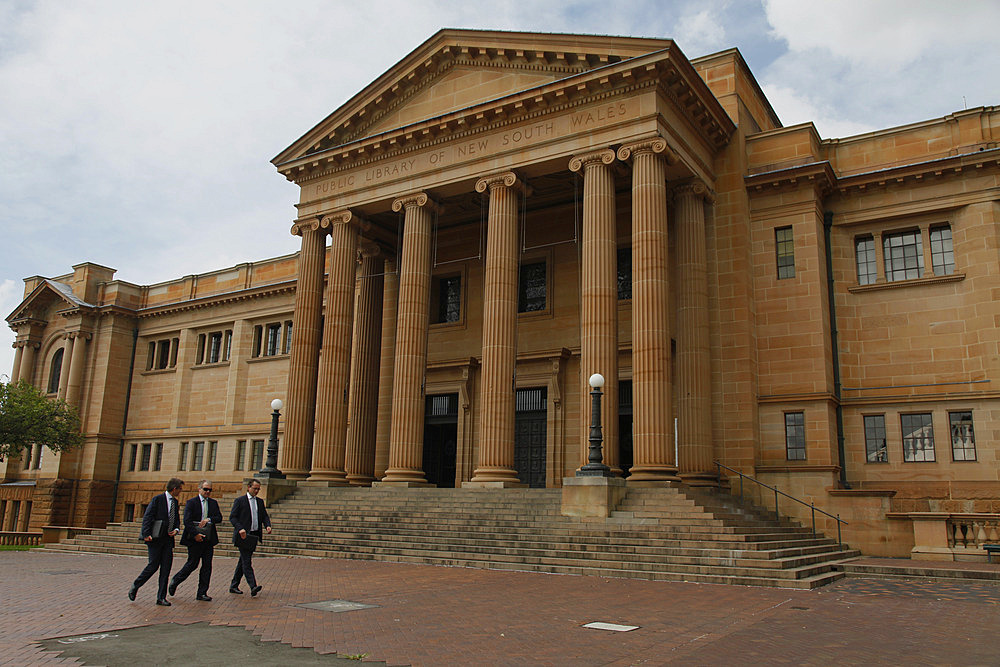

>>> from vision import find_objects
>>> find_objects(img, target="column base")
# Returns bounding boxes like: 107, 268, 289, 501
282, 470, 310, 481
627, 465, 680, 483
469, 466, 522, 484
678, 472, 720, 487
346, 475, 375, 487
561, 476, 626, 517
372, 480, 435, 488
379, 468, 429, 485
462, 480, 527, 489
306, 471, 350, 485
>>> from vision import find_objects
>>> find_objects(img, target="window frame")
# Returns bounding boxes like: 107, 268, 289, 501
883, 229, 924, 282
900, 413, 936, 462
783, 411, 806, 461
775, 226, 795, 280
948, 410, 976, 462
863, 414, 888, 463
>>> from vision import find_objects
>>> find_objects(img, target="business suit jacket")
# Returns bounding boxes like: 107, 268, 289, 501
229, 494, 271, 546
180, 495, 223, 548
139, 492, 180, 547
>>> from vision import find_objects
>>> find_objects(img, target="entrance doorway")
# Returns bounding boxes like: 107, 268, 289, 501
514, 387, 547, 487
618, 380, 633, 477
423, 393, 458, 488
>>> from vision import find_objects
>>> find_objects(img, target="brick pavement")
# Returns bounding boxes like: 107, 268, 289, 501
1, 550, 997, 666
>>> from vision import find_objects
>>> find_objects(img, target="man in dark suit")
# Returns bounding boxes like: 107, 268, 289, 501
167, 479, 223, 601
129, 477, 184, 606
229, 478, 271, 597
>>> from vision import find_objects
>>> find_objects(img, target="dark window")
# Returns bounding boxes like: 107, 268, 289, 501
31, 443, 41, 469
196, 334, 206, 364
48, 348, 64, 393
156, 340, 171, 370
617, 247, 632, 300
223, 330, 233, 361
784, 412, 806, 460
192, 441, 205, 471
235, 440, 246, 470
128, 443, 137, 472
901, 413, 935, 462
251, 325, 263, 358
139, 443, 151, 471
178, 442, 189, 471
250, 439, 265, 471
208, 332, 223, 363
169, 338, 179, 367
265, 324, 281, 356
518, 261, 547, 312
855, 236, 877, 285
207, 441, 217, 471
124, 503, 135, 522
884, 230, 923, 281
432, 275, 462, 324
949, 411, 976, 461
282, 322, 292, 354
930, 226, 954, 276
153, 443, 163, 471
146, 342, 156, 370
775, 227, 795, 279
864, 415, 888, 462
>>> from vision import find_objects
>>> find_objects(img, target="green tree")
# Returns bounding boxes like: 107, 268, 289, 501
0, 380, 84, 460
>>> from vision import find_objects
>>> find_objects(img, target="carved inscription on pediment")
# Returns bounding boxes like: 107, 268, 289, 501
310, 97, 638, 201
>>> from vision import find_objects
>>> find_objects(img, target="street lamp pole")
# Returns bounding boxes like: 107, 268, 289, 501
257, 398, 285, 479
577, 373, 612, 477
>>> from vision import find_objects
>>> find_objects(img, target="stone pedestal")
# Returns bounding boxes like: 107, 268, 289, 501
560, 476, 626, 518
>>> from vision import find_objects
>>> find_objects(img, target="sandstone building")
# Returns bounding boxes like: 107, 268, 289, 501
3, 30, 999, 559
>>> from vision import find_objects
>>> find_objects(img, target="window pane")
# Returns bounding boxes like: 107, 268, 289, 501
179, 443, 189, 471
775, 227, 795, 279
617, 247, 632, 300
282, 323, 292, 354
883, 230, 924, 281
864, 415, 887, 462
784, 412, 806, 460
153, 443, 163, 471
48, 348, 64, 393
855, 236, 877, 285
196, 334, 206, 364
208, 441, 217, 471
518, 262, 547, 312
157, 340, 171, 369
930, 226, 954, 276
128, 443, 137, 471
949, 411, 976, 461
266, 324, 281, 356
250, 440, 265, 470
224, 330, 233, 361
209, 332, 222, 363
193, 441, 204, 471
235, 440, 246, 471
140, 443, 151, 471
901, 413, 935, 462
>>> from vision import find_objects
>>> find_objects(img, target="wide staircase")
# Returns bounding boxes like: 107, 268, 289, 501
45, 484, 859, 589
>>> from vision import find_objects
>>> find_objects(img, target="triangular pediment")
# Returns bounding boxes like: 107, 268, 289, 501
6, 280, 92, 325
273, 29, 674, 166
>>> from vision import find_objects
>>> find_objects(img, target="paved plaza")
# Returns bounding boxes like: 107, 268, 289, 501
1, 549, 998, 666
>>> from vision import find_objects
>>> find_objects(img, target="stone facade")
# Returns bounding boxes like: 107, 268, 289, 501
3, 30, 999, 558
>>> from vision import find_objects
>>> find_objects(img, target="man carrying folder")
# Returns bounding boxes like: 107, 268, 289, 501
128, 477, 184, 606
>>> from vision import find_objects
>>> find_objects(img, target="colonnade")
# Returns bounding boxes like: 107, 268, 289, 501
280, 134, 717, 486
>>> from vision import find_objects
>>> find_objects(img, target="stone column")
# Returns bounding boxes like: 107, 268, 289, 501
11, 342, 24, 383
65, 331, 90, 406
345, 241, 385, 486
469, 172, 526, 486
374, 256, 398, 481
674, 181, 716, 484
617, 138, 679, 482
381, 193, 438, 486
310, 211, 361, 482
57, 335, 73, 399
569, 149, 619, 472
17, 342, 37, 384
281, 218, 328, 480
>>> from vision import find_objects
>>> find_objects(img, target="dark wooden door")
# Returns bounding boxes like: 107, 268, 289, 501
423, 393, 458, 488
514, 387, 547, 488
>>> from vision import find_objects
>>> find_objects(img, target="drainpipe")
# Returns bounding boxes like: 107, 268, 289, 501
110, 327, 139, 521
823, 212, 850, 489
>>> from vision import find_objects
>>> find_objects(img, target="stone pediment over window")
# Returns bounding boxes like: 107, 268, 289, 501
6, 279, 95, 326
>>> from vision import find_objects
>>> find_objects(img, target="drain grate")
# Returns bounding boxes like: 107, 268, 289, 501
296, 599, 380, 613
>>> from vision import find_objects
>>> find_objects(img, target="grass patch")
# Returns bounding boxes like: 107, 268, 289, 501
0, 544, 42, 551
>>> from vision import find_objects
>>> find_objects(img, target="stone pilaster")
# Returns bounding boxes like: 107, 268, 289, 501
674, 180, 716, 484
11, 342, 24, 383
57, 335, 73, 399
345, 241, 385, 486
381, 193, 438, 485
281, 218, 328, 480
569, 149, 619, 472
617, 138, 679, 482
64, 331, 91, 407
311, 211, 361, 482
374, 256, 398, 481
469, 172, 527, 486
18, 342, 38, 385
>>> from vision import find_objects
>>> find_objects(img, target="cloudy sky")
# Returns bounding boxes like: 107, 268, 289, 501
1, 0, 997, 377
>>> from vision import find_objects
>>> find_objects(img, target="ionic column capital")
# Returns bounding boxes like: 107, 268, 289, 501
290, 217, 323, 237
66, 331, 92, 341
391, 192, 442, 215
475, 171, 531, 196
322, 210, 370, 232
673, 179, 716, 204
568, 148, 616, 173
617, 137, 680, 164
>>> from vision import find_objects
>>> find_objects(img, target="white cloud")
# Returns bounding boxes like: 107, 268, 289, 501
0, 280, 21, 381
675, 8, 727, 55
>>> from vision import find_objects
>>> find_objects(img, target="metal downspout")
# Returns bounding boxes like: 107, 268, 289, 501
824, 211, 850, 489
110, 327, 139, 521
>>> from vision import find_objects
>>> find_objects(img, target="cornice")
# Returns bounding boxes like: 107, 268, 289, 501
134, 281, 296, 319
744, 161, 838, 196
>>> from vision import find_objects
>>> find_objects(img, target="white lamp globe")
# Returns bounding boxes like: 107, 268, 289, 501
271, 398, 284, 411
589, 373, 605, 389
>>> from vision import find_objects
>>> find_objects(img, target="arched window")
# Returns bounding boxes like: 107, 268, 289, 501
47, 348, 64, 394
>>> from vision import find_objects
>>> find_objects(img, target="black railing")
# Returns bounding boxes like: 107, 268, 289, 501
714, 461, 847, 545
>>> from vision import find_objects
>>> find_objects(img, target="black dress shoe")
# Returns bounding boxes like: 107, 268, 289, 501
196, 594, 212, 601
128, 585, 138, 601
250, 585, 262, 597
168, 581, 178, 596
229, 586, 243, 594
155, 599, 171, 606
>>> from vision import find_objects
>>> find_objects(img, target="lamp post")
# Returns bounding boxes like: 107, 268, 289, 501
257, 398, 285, 479
577, 373, 612, 477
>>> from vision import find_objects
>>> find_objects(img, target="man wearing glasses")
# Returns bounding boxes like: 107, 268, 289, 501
168, 479, 223, 601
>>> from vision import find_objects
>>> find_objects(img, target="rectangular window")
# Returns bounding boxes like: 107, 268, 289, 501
518, 261, 547, 312
784, 412, 806, 460
128, 443, 138, 472
178, 442, 189, 471
207, 441, 217, 471
863, 415, 888, 462
235, 440, 246, 470
208, 332, 223, 363
930, 225, 954, 276
265, 323, 282, 356
169, 338, 179, 367
252, 325, 263, 358
855, 236, 877, 285
223, 330, 233, 361
124, 503, 135, 522
156, 340, 171, 370
949, 411, 976, 461
883, 230, 924, 281
153, 443, 163, 471
901, 413, 935, 462
139, 443, 151, 471
146, 341, 156, 370
282, 322, 292, 354
192, 441, 205, 471
775, 227, 795, 279
31, 443, 42, 470
617, 247, 632, 300
250, 439, 265, 471
432, 275, 462, 324
196, 334, 206, 364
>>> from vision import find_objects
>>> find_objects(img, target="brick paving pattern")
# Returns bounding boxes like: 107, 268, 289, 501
1, 550, 997, 666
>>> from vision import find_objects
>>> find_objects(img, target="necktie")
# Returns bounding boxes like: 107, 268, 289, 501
201, 497, 208, 520
250, 496, 258, 532
168, 497, 177, 532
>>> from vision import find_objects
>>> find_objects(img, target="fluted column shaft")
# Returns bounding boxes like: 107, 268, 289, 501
471, 172, 524, 484
570, 150, 619, 471
311, 211, 360, 482
374, 257, 398, 481
345, 243, 385, 485
675, 182, 715, 483
18, 342, 37, 384
281, 220, 327, 479
383, 193, 437, 484
65, 332, 89, 406
57, 336, 73, 399
618, 139, 679, 481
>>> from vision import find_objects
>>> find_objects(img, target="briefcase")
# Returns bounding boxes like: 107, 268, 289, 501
150, 519, 165, 539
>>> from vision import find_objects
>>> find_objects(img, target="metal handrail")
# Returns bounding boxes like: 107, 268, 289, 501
714, 461, 847, 545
